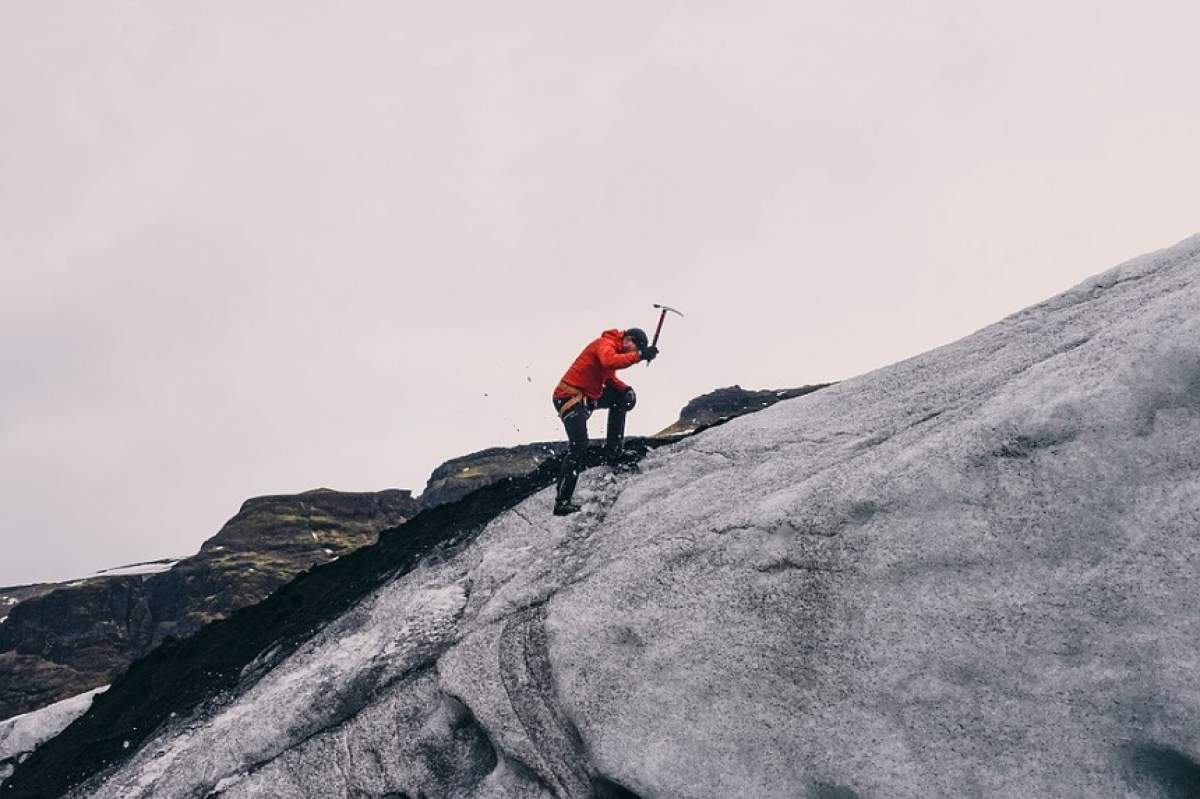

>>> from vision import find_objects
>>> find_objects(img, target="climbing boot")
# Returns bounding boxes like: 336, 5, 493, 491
553, 500, 582, 516
605, 447, 641, 473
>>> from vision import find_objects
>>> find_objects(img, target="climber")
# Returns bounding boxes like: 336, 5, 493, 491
551, 327, 658, 516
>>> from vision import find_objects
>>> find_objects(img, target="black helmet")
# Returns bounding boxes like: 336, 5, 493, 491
624, 327, 649, 349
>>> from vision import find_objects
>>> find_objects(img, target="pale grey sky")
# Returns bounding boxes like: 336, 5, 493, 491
2, 1, 1197, 586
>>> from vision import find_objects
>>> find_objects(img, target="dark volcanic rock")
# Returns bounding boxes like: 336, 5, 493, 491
419, 443, 566, 508
655, 383, 831, 436
0, 488, 416, 721
0, 584, 66, 615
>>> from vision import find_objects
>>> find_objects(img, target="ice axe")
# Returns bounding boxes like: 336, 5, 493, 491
647, 303, 684, 366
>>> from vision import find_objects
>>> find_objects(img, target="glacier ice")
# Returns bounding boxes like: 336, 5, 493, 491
48, 235, 1200, 798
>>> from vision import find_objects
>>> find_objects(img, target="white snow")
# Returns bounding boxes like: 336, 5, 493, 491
76, 567, 471, 798
93, 559, 182, 577
70, 236, 1200, 798
0, 687, 108, 787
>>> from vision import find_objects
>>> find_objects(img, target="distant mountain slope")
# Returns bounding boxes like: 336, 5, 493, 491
0, 489, 416, 720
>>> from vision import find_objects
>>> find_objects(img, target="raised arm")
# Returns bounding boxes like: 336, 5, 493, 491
596, 337, 641, 370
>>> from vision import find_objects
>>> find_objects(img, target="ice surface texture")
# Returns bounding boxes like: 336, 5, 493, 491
25, 235, 1200, 798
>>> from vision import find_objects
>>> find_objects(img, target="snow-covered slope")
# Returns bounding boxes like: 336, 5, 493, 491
49, 236, 1200, 797
90, 558, 182, 577
0, 688, 106, 787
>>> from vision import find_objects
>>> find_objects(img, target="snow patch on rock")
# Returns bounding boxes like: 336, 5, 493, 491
93, 559, 182, 577
0, 687, 108, 787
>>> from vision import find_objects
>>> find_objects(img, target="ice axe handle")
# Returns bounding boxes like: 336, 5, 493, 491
651, 309, 668, 347
646, 309, 668, 367
646, 304, 682, 366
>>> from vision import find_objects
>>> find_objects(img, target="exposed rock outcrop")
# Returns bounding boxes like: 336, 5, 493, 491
419, 443, 566, 509
0, 488, 416, 721
654, 383, 831, 436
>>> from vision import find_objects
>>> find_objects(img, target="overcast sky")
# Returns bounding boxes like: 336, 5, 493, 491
2, 1, 1197, 586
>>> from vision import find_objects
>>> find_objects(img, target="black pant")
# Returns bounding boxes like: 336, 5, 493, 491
553, 385, 627, 505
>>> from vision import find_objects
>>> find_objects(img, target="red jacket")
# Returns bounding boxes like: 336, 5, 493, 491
555, 329, 640, 400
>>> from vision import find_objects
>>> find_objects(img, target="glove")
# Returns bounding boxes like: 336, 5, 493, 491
640, 345, 659, 363
620, 387, 637, 411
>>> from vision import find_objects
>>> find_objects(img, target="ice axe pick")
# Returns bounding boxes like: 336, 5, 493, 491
647, 303, 684, 366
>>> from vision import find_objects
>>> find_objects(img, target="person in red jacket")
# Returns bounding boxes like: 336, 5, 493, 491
551, 327, 658, 515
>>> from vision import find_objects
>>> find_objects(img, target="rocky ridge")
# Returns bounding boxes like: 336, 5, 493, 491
654, 383, 831, 436
0, 489, 417, 720
419, 443, 566, 508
